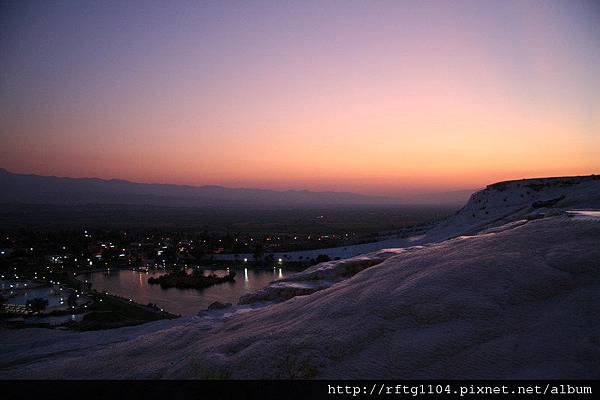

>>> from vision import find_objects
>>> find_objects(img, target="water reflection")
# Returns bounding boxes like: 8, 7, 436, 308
9, 286, 64, 309
82, 267, 284, 316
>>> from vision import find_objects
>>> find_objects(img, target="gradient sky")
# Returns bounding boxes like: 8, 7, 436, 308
1, 0, 599, 195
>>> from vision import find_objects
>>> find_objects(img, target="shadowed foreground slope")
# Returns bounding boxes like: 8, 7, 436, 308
1, 213, 599, 378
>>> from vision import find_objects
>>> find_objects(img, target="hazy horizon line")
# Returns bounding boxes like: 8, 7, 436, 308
5, 166, 599, 199
1, 166, 483, 198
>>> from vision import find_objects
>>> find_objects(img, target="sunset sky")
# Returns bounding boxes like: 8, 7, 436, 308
1, 0, 599, 195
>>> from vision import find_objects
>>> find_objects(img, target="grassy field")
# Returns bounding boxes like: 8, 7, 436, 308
68, 293, 177, 331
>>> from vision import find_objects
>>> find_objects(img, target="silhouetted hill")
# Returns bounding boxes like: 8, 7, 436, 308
0, 168, 405, 207
0, 168, 476, 208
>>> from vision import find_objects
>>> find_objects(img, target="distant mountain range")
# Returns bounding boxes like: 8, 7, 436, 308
0, 168, 473, 207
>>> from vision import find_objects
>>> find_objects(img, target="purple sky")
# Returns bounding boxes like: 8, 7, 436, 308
1, 0, 599, 195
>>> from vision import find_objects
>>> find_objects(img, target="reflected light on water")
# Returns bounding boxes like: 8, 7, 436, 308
84, 267, 284, 315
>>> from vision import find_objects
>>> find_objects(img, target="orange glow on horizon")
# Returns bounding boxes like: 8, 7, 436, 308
1, 1, 598, 196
